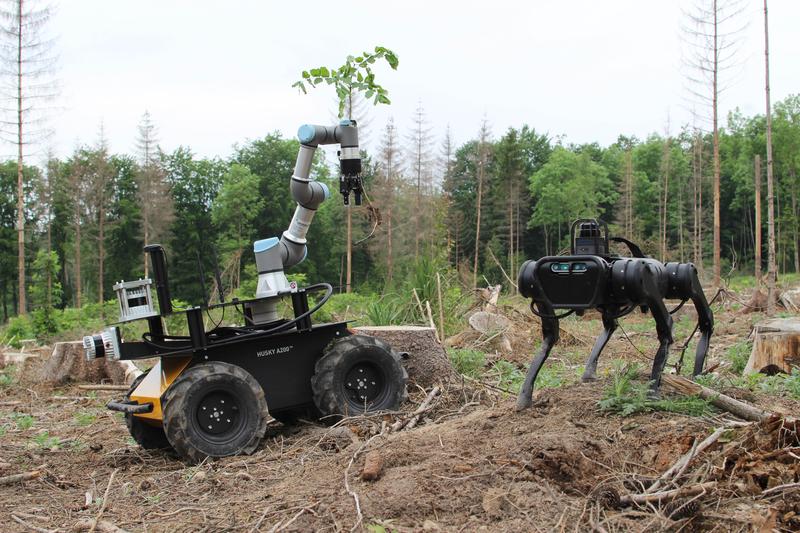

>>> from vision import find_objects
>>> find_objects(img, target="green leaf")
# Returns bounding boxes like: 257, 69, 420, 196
365, 89, 374, 99
302, 71, 310, 79
313, 77, 322, 84
310, 68, 320, 76
319, 66, 329, 77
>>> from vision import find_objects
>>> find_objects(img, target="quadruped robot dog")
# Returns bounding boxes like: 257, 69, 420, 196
84, 120, 408, 462
515, 219, 713, 410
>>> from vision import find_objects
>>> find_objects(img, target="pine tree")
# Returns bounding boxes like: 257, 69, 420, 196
0, 0, 58, 314
135, 111, 173, 276
376, 118, 399, 283
683, 0, 746, 285
405, 101, 433, 261
763, 0, 777, 315
473, 119, 491, 289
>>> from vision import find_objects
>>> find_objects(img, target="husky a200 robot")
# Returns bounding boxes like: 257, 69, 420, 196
83, 120, 408, 462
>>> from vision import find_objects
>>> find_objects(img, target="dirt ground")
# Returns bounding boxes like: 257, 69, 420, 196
1, 294, 799, 532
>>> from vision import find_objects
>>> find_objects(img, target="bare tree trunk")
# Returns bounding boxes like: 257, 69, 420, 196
346, 93, 353, 290
678, 169, 685, 262
755, 155, 762, 288
454, 218, 460, 266
712, 0, 722, 287
793, 172, 799, 274
693, 132, 705, 270
515, 201, 521, 274
75, 218, 82, 308
472, 160, 483, 290
543, 225, 549, 257
693, 140, 699, 265
660, 135, 672, 259
346, 207, 352, 293
764, 0, 777, 315
508, 181, 514, 291
2, 280, 7, 322
387, 207, 393, 284
625, 149, 633, 236
143, 221, 149, 278
46, 218, 51, 307
98, 207, 105, 311
15, 0, 25, 315
414, 142, 421, 261
778, 188, 784, 274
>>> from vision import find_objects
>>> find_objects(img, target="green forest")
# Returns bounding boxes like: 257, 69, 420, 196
1, 93, 798, 341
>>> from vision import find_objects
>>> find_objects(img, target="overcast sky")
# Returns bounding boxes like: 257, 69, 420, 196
33, 0, 800, 162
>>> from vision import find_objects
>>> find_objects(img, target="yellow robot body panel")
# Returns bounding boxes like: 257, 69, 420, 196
129, 356, 192, 424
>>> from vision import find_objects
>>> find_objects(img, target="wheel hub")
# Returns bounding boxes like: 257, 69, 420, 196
196, 391, 239, 435
344, 363, 384, 405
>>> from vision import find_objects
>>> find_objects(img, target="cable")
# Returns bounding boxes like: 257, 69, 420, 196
205, 302, 225, 331
608, 305, 637, 320
140, 283, 334, 355
617, 321, 650, 361
528, 301, 574, 320
668, 299, 688, 315
673, 288, 724, 373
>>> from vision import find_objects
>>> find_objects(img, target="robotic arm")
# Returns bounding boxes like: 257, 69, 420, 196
249, 120, 362, 322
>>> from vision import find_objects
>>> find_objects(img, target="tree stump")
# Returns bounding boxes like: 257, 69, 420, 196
355, 326, 456, 388
36, 341, 141, 385
745, 318, 800, 375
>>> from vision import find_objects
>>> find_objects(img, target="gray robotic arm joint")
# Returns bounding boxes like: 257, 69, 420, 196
251, 120, 362, 315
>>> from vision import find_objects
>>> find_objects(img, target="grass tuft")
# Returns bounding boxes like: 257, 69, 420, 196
599, 363, 712, 417
447, 348, 486, 378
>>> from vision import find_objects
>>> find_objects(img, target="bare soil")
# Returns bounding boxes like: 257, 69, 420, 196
1, 297, 799, 532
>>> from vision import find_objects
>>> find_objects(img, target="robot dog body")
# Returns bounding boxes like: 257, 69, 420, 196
516, 220, 713, 410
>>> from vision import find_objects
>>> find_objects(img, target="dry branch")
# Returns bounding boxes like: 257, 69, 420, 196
646, 426, 726, 494
72, 518, 130, 533
11, 514, 55, 533
661, 374, 770, 421
0, 469, 41, 486
621, 481, 717, 505
390, 386, 440, 432
425, 301, 439, 342
762, 482, 800, 496
77, 384, 130, 391
436, 272, 445, 343
88, 469, 118, 533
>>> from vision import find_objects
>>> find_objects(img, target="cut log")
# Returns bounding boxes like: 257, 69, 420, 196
745, 318, 800, 375
36, 342, 142, 385
355, 326, 456, 388
661, 374, 770, 422
468, 310, 513, 353
779, 288, 800, 313
468, 311, 510, 335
